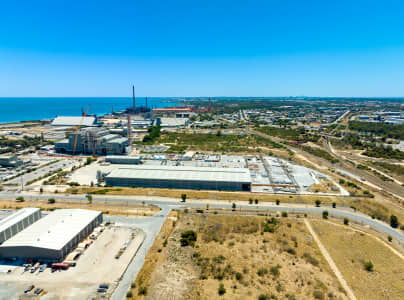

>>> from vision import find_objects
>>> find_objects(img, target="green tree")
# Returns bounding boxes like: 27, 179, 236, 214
390, 215, 399, 228
332, 202, 336, 208
315, 200, 321, 207
322, 211, 329, 219
276, 200, 280, 205
232, 203, 236, 211
181, 194, 187, 202
87, 194, 93, 204
218, 283, 226, 295
343, 218, 349, 225
180, 230, 197, 247
364, 261, 374, 272
48, 198, 56, 204
16, 196, 24, 202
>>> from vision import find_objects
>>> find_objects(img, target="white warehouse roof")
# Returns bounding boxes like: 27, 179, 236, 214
51, 116, 96, 127
0, 208, 40, 233
0, 209, 101, 251
106, 165, 251, 183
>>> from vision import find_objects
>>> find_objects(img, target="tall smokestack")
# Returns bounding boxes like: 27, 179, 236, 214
132, 85, 136, 110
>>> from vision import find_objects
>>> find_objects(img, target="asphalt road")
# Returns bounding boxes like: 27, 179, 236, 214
1, 192, 402, 243
250, 129, 404, 200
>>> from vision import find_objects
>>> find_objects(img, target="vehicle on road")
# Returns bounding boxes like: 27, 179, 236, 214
24, 285, 34, 293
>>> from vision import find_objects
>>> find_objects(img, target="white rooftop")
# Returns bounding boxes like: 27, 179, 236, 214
0, 208, 40, 233
51, 116, 96, 127
0, 209, 101, 251
107, 165, 251, 183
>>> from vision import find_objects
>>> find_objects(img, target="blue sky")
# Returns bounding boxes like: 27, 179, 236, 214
1, 0, 404, 97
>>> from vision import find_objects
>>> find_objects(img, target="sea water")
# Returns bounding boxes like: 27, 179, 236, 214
0, 97, 176, 123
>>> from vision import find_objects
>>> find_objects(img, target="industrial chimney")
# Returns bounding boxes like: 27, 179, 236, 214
132, 85, 136, 110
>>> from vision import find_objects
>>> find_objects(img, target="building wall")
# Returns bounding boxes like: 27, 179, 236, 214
0, 210, 41, 244
0, 213, 102, 262
106, 177, 250, 191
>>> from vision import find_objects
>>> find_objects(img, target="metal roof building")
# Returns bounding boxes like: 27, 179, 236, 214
51, 116, 97, 127
0, 209, 102, 261
105, 165, 251, 191
0, 208, 41, 244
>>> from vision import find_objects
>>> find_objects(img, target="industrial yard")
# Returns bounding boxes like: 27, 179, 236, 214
67, 154, 347, 196
0, 208, 145, 300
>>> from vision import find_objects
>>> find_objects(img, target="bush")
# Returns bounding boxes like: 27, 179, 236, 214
218, 283, 226, 295
235, 272, 243, 281
249, 198, 253, 204
16, 196, 24, 202
286, 247, 296, 255
303, 252, 319, 266
343, 218, 349, 225
315, 200, 321, 207
313, 290, 324, 300
138, 286, 147, 295
180, 230, 197, 247
388, 235, 392, 242
48, 198, 56, 204
281, 211, 288, 217
181, 193, 187, 202
258, 295, 268, 300
232, 203, 236, 211
257, 267, 268, 276
270, 264, 281, 277
276, 200, 280, 205
332, 202, 336, 208
255, 199, 259, 204
390, 215, 399, 228
322, 211, 329, 219
126, 290, 133, 298
364, 261, 374, 272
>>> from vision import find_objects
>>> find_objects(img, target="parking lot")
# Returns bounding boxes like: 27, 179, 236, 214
0, 226, 145, 300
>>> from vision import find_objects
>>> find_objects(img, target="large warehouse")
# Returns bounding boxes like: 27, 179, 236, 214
0, 208, 41, 244
0, 209, 102, 261
105, 165, 251, 191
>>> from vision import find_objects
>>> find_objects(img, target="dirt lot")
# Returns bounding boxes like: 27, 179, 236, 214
312, 220, 404, 300
0, 226, 144, 300
134, 212, 348, 300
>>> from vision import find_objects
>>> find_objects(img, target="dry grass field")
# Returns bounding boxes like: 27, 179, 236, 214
0, 198, 159, 217
312, 220, 404, 300
133, 213, 349, 300
130, 210, 179, 298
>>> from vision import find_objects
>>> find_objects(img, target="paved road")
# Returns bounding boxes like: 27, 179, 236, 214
0, 192, 402, 243
250, 129, 404, 200
107, 205, 172, 300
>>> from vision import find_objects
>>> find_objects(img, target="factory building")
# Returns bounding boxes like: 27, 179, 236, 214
0, 155, 24, 167
152, 107, 194, 118
51, 116, 98, 127
55, 127, 128, 155
105, 155, 142, 164
105, 165, 251, 191
0, 208, 41, 245
0, 209, 102, 261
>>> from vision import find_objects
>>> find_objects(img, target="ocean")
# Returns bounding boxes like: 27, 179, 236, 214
0, 97, 177, 124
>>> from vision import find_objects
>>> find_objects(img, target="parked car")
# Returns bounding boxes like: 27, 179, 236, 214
34, 288, 43, 295
24, 285, 34, 293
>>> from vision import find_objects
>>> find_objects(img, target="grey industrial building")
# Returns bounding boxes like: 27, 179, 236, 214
51, 116, 98, 127
0, 209, 102, 261
105, 165, 251, 191
105, 155, 142, 164
0, 155, 24, 167
0, 208, 41, 245
55, 127, 128, 155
